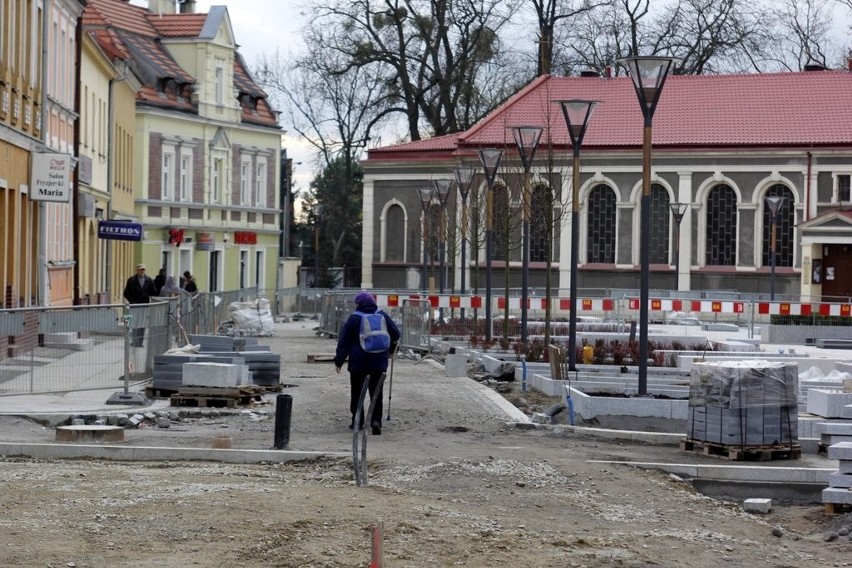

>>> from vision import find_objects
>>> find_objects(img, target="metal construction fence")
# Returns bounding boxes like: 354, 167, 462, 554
0, 287, 261, 396
311, 289, 852, 344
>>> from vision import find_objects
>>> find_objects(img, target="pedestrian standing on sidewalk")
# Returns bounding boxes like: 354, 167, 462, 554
122, 264, 157, 347
334, 292, 400, 435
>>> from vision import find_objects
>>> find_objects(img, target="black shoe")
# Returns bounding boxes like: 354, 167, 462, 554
371, 422, 382, 435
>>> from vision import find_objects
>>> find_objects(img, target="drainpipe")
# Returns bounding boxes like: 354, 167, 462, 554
38, 0, 52, 306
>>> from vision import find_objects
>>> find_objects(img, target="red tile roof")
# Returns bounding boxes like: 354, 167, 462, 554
368, 70, 852, 161
83, 0, 279, 128
149, 13, 207, 37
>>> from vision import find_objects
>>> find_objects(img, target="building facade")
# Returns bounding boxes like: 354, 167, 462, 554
83, 0, 282, 295
362, 71, 852, 302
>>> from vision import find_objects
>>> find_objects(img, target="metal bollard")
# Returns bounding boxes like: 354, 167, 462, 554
273, 393, 292, 449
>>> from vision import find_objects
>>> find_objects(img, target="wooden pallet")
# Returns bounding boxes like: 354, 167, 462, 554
825, 502, 852, 515
680, 438, 801, 461
170, 385, 265, 408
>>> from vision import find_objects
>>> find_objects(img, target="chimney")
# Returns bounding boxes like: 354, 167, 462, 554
179, 0, 197, 14
579, 69, 600, 77
147, 0, 177, 15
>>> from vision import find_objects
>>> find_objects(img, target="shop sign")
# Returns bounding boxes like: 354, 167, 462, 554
31, 153, 72, 202
234, 231, 257, 245
98, 220, 142, 241
196, 232, 215, 251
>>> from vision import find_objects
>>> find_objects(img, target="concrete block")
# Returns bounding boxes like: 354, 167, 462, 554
531, 412, 552, 424
827, 442, 852, 461
445, 354, 469, 378
55, 425, 125, 443
743, 498, 772, 513
829, 472, 852, 488
818, 422, 852, 435
839, 461, 852, 474
182, 362, 250, 388
823, 487, 852, 505
821, 434, 852, 446
806, 389, 852, 418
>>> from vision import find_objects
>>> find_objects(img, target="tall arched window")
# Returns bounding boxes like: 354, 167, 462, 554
649, 184, 671, 264
385, 204, 405, 262
706, 184, 738, 266
762, 184, 795, 268
530, 183, 551, 262
492, 185, 511, 261
587, 184, 616, 263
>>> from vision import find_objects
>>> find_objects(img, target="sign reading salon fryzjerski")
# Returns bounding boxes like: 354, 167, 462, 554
31, 153, 72, 202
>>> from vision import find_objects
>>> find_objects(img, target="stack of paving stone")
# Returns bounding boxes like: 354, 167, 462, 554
687, 360, 799, 447
190, 334, 280, 389
823, 441, 852, 512
152, 354, 247, 393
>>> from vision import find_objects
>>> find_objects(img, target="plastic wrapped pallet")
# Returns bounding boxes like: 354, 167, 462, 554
687, 360, 798, 447
229, 298, 275, 336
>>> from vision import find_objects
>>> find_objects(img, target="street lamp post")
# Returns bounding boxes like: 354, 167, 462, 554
455, 166, 476, 322
478, 148, 504, 343
418, 187, 435, 292
557, 100, 598, 370
765, 195, 786, 301
511, 126, 543, 343
433, 179, 454, 322
670, 202, 688, 291
313, 204, 325, 287
620, 55, 678, 397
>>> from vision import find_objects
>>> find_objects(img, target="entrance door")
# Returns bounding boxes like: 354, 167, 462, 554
821, 244, 852, 301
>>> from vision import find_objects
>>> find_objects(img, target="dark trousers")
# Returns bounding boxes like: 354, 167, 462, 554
349, 370, 384, 427
131, 327, 145, 347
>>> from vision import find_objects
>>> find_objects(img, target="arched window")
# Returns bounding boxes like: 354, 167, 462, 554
530, 183, 551, 262
385, 203, 405, 262
706, 184, 738, 266
649, 183, 671, 264
587, 184, 616, 263
762, 184, 795, 268
492, 185, 511, 261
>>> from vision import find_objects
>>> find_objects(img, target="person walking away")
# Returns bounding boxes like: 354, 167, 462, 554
334, 292, 400, 435
123, 264, 157, 347
183, 271, 198, 294
153, 268, 166, 295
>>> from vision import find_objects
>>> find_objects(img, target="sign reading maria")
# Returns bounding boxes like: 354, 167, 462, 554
31, 153, 72, 202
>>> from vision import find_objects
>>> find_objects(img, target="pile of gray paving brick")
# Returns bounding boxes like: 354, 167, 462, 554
152, 334, 281, 393
68, 407, 271, 430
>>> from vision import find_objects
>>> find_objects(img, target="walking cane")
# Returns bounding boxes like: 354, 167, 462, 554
386, 343, 398, 421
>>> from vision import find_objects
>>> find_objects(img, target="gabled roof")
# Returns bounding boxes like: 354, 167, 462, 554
799, 209, 852, 230
83, 0, 278, 127
368, 70, 852, 162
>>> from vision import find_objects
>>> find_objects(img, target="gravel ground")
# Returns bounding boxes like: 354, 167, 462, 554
1, 320, 851, 567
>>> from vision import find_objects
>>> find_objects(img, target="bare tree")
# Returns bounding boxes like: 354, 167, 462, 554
762, 0, 834, 71
529, 0, 607, 75
307, 0, 523, 140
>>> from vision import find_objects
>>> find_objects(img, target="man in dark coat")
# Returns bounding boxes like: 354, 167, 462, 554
334, 292, 401, 435
153, 268, 166, 295
123, 264, 157, 347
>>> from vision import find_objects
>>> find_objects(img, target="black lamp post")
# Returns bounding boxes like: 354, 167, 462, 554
313, 204, 325, 287
478, 148, 503, 343
418, 187, 435, 292
620, 55, 678, 397
670, 202, 688, 291
765, 195, 786, 301
511, 126, 543, 343
455, 166, 475, 321
433, 179, 453, 322
557, 100, 598, 371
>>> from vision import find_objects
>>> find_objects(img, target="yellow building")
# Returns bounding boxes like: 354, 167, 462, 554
78, 31, 141, 304
84, 0, 282, 294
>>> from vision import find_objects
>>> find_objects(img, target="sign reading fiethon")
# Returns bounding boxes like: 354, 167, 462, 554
31, 153, 72, 202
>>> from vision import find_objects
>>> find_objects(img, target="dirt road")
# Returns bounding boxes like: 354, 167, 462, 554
0, 322, 850, 567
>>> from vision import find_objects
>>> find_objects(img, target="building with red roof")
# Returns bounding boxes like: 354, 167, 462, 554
362, 69, 852, 303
